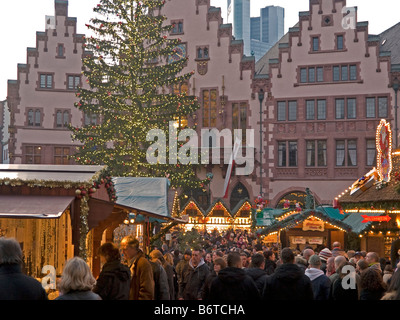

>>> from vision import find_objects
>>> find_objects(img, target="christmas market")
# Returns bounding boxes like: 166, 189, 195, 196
334, 119, 400, 258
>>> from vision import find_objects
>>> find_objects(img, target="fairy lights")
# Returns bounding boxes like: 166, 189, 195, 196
376, 119, 393, 183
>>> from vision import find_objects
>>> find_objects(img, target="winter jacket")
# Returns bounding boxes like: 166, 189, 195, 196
390, 239, 400, 269
150, 261, 170, 300
176, 259, 190, 299
305, 268, 331, 300
262, 263, 314, 300
182, 259, 210, 300
0, 264, 48, 300
55, 290, 102, 300
330, 277, 359, 300
163, 262, 176, 300
245, 268, 268, 295
128, 251, 155, 300
264, 260, 276, 275
208, 267, 260, 300
93, 260, 131, 300
360, 287, 386, 300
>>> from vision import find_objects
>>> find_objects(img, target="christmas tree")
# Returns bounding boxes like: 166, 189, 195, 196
70, 0, 208, 191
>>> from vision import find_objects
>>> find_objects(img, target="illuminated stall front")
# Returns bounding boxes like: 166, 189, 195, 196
335, 120, 400, 258
180, 198, 252, 232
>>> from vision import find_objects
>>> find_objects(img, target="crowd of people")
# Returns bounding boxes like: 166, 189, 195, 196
1, 228, 400, 301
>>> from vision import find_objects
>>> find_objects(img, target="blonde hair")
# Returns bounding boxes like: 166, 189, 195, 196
164, 252, 174, 265
58, 257, 96, 294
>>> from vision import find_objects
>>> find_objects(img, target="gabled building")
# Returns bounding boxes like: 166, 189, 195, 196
7, 0, 88, 165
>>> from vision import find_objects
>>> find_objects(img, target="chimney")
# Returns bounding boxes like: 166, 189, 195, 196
55, 0, 68, 17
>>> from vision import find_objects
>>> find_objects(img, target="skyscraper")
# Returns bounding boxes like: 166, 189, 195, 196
227, 0, 251, 56
251, 6, 285, 61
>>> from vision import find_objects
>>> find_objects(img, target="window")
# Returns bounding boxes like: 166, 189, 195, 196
337, 35, 344, 50
378, 97, 388, 118
312, 37, 319, 51
317, 100, 327, 120
306, 140, 327, 167
335, 99, 345, 119
306, 100, 315, 120
300, 68, 307, 83
308, 68, 315, 83
40, 74, 53, 89
341, 66, 348, 81
317, 67, 324, 82
277, 102, 286, 121
56, 110, 70, 128
288, 101, 297, 121
68, 75, 80, 90
336, 140, 357, 167
232, 102, 247, 144
333, 66, 340, 82
366, 139, 376, 166
25, 146, 42, 164
347, 98, 357, 119
57, 44, 64, 57
349, 65, 357, 81
171, 21, 183, 34
202, 89, 217, 127
173, 83, 189, 128
197, 46, 209, 60
27, 109, 41, 126
84, 113, 98, 126
278, 141, 297, 167
366, 98, 376, 118
54, 147, 70, 165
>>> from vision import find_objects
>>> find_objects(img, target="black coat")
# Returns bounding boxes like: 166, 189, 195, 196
208, 267, 260, 300
0, 264, 48, 300
245, 268, 268, 294
93, 260, 131, 300
262, 263, 314, 300
264, 260, 277, 275
182, 261, 210, 300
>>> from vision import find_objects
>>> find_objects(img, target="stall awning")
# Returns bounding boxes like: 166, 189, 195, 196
0, 195, 74, 218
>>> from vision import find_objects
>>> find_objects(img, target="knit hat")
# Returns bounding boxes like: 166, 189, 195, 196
319, 248, 332, 262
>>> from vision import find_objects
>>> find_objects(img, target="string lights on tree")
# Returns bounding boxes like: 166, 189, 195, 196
70, 0, 208, 192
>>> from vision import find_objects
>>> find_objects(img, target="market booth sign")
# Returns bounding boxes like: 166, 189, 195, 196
302, 219, 324, 231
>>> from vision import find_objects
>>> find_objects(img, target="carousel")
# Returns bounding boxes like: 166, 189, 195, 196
335, 119, 400, 258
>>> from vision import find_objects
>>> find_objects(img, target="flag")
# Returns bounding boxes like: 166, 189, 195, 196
223, 137, 241, 198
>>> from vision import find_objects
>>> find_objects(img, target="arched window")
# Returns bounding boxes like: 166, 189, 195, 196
230, 183, 249, 210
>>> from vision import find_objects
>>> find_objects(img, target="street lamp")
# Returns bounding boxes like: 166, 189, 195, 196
393, 77, 399, 148
258, 88, 265, 197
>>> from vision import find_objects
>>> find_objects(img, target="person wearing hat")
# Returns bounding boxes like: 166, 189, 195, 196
318, 248, 332, 274
305, 255, 331, 300
176, 249, 192, 299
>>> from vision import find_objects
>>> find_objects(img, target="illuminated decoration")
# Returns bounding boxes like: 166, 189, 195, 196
302, 218, 325, 231
168, 43, 187, 63
350, 168, 379, 196
376, 119, 393, 183
71, 0, 208, 192
361, 215, 391, 223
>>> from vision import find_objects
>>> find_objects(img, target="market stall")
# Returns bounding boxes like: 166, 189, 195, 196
335, 120, 400, 258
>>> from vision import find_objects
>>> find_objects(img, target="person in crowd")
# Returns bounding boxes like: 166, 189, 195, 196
120, 236, 154, 300
208, 252, 260, 300
390, 236, 400, 269
329, 255, 347, 284
164, 252, 178, 299
305, 255, 331, 300
381, 269, 400, 300
356, 259, 369, 275
93, 242, 130, 300
180, 246, 210, 300
149, 249, 170, 300
0, 237, 48, 300
245, 253, 268, 295
354, 251, 363, 263
176, 249, 191, 299
173, 249, 181, 267
325, 256, 336, 277
262, 247, 313, 300
331, 242, 346, 258
347, 250, 356, 261
359, 268, 386, 300
330, 261, 359, 301
56, 257, 101, 300
383, 264, 394, 285
204, 252, 213, 270
295, 255, 308, 273
366, 252, 382, 273
302, 248, 315, 265
318, 248, 332, 274
240, 252, 249, 269
263, 250, 277, 275
202, 257, 227, 300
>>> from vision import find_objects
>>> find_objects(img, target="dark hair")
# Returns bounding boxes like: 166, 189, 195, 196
227, 252, 241, 268
386, 269, 400, 300
280, 247, 295, 264
98, 242, 121, 262
0, 238, 23, 265
263, 250, 274, 260
360, 268, 386, 292
214, 257, 227, 269
250, 253, 265, 268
